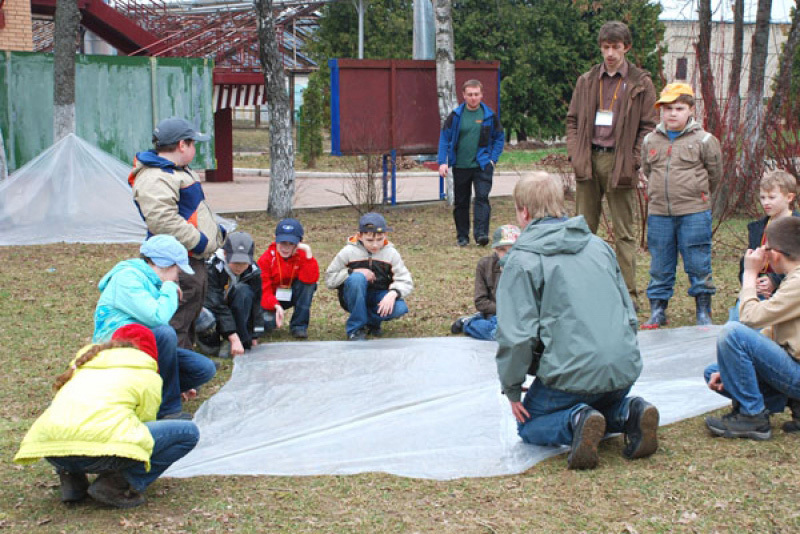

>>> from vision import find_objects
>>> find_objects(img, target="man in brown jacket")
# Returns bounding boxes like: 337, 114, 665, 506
566, 21, 658, 305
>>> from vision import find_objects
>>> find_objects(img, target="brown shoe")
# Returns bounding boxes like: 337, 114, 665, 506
87, 471, 145, 509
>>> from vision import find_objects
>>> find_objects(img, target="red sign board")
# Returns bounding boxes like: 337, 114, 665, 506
330, 59, 500, 156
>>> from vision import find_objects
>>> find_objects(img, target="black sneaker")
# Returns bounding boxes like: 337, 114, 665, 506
782, 419, 800, 433
366, 324, 383, 337
291, 328, 308, 339
457, 237, 469, 247
705, 409, 772, 440
159, 411, 193, 421
622, 397, 659, 459
476, 235, 490, 247
348, 328, 367, 341
451, 313, 480, 334
58, 472, 89, 503
567, 407, 606, 470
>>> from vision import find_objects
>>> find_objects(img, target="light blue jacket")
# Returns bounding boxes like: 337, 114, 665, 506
93, 259, 179, 342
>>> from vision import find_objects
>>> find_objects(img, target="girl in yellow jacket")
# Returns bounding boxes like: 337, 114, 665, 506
14, 324, 199, 509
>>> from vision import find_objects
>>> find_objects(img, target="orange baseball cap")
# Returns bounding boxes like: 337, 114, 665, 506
655, 83, 694, 108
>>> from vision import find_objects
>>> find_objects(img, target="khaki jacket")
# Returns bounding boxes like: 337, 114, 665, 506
739, 265, 800, 361
566, 61, 658, 188
641, 119, 722, 216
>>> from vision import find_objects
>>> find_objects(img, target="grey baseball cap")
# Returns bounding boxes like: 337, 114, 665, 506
153, 117, 211, 146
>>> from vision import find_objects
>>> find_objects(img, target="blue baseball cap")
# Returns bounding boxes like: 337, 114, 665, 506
359, 212, 392, 233
275, 218, 304, 244
140, 235, 194, 275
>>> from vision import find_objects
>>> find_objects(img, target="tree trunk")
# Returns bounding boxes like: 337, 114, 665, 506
761, 3, 800, 145
740, 0, 773, 194
255, 0, 295, 218
53, 0, 81, 141
713, 0, 744, 215
434, 0, 456, 205
695, 0, 720, 136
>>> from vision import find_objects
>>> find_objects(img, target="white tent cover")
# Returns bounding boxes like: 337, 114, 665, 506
0, 134, 146, 245
167, 326, 728, 480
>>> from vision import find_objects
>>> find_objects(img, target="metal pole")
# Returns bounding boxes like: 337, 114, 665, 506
358, 0, 365, 59
391, 149, 397, 205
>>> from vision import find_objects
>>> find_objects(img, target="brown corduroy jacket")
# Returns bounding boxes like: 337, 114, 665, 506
566, 61, 658, 188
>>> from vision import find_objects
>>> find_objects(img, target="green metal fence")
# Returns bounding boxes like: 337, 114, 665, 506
0, 51, 214, 172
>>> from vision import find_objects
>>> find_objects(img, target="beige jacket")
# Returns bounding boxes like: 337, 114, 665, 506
641, 119, 722, 216
129, 151, 224, 259
566, 61, 658, 188
739, 265, 800, 360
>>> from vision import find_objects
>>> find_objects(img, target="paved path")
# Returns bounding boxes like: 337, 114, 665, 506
201, 169, 523, 213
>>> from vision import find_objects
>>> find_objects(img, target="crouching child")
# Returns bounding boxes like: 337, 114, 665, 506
325, 212, 413, 340
197, 231, 264, 358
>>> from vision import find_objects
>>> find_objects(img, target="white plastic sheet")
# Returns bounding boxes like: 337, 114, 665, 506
167, 326, 727, 480
0, 134, 146, 245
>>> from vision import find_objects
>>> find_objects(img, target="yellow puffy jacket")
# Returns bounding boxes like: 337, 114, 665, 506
14, 345, 162, 471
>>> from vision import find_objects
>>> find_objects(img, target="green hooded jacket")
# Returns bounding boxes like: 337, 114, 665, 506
495, 216, 641, 402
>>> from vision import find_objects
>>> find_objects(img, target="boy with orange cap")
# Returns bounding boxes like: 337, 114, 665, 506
640, 83, 722, 328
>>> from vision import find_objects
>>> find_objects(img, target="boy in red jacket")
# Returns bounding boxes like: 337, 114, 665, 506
257, 218, 319, 339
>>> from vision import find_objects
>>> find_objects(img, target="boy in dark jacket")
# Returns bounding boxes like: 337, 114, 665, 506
197, 232, 263, 358
451, 224, 520, 340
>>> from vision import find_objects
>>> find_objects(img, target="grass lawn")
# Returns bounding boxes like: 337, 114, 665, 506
2, 198, 798, 533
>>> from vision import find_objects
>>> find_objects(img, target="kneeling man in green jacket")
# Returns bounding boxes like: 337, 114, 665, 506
495, 172, 660, 470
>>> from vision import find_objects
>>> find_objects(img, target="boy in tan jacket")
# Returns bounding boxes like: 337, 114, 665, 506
640, 83, 722, 328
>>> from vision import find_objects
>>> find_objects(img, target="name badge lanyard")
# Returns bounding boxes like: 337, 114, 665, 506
596, 76, 623, 127
275, 254, 296, 301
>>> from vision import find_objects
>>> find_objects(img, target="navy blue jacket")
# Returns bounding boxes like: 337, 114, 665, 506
437, 102, 504, 170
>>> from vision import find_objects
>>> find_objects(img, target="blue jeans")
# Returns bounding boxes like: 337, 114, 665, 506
453, 166, 493, 241
47, 420, 199, 492
517, 379, 633, 446
646, 211, 715, 300
341, 273, 409, 336
264, 280, 317, 332
151, 325, 217, 418
463, 314, 497, 341
708, 321, 800, 415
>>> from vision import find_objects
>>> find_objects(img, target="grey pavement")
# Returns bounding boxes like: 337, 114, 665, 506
201, 168, 524, 213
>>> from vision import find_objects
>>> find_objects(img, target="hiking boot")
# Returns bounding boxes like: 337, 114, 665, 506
622, 397, 659, 459
58, 472, 89, 503
567, 407, 606, 470
696, 294, 713, 326
705, 409, 772, 440
87, 471, 145, 509
218, 340, 231, 359
291, 328, 308, 339
348, 328, 367, 341
782, 397, 800, 433
476, 235, 490, 247
451, 312, 480, 334
366, 324, 383, 337
641, 299, 668, 329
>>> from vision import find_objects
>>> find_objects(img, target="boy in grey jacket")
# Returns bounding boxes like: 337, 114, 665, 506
495, 172, 659, 470
640, 83, 722, 328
